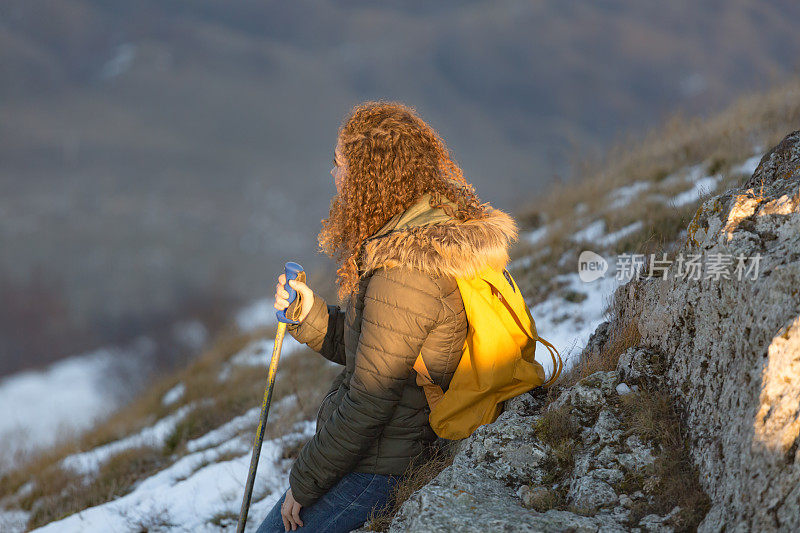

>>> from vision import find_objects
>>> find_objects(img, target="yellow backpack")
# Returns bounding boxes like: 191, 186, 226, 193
413, 265, 562, 440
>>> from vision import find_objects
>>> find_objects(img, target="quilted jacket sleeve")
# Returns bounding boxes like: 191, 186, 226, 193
287, 291, 346, 365
288, 267, 442, 506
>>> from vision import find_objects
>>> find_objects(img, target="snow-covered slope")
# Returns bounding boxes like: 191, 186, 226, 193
0, 331, 311, 532
0, 340, 155, 472
509, 148, 763, 377
0, 298, 280, 477
34, 403, 311, 533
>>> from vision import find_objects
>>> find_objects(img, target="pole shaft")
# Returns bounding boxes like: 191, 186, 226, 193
237, 321, 287, 533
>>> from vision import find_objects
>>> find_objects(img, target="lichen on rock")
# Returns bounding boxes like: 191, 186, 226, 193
613, 130, 800, 532
388, 366, 679, 533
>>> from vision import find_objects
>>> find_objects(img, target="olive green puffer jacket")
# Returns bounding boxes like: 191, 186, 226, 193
286, 192, 518, 506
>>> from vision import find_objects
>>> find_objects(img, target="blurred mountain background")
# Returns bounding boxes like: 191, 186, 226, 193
2, 0, 799, 376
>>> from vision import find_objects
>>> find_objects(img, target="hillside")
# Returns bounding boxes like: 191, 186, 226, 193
3, 0, 800, 375
0, 80, 798, 532
386, 115, 800, 531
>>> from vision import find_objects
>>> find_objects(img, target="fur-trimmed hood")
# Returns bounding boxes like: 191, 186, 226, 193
359, 192, 518, 279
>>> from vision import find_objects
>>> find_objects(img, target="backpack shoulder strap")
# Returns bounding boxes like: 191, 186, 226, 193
535, 335, 563, 387
481, 267, 564, 387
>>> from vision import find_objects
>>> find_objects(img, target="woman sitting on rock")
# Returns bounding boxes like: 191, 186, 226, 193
259, 101, 518, 533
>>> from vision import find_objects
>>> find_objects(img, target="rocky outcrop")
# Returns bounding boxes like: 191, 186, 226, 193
614, 131, 800, 531
387, 131, 800, 532
389, 368, 686, 532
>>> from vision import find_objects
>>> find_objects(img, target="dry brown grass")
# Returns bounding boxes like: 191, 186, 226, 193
533, 405, 579, 489
510, 79, 800, 295
533, 79, 800, 220
163, 344, 336, 455
534, 404, 579, 449
618, 388, 711, 531
22, 446, 167, 529
548, 317, 641, 405
366, 443, 458, 532
611, 203, 691, 256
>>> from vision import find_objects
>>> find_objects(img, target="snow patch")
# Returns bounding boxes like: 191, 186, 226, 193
571, 220, 606, 243
596, 221, 644, 247
508, 255, 533, 271
33, 421, 315, 533
570, 220, 643, 249
607, 181, 650, 210
530, 271, 620, 379
0, 509, 29, 533
0, 348, 135, 472
525, 225, 549, 246
669, 174, 723, 207
733, 154, 762, 177
236, 299, 278, 332
161, 383, 186, 407
61, 404, 197, 476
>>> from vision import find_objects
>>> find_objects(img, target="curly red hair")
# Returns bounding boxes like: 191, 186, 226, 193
318, 101, 491, 301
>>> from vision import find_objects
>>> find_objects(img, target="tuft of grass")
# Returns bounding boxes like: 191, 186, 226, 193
162, 406, 229, 455
121, 503, 177, 532
525, 486, 563, 512
561, 289, 588, 303
534, 405, 579, 449
616, 470, 647, 496
15, 464, 79, 517
619, 390, 677, 444
533, 405, 579, 486
568, 503, 599, 517
611, 206, 692, 258
706, 156, 729, 176
618, 388, 711, 531
366, 443, 457, 532
550, 316, 641, 402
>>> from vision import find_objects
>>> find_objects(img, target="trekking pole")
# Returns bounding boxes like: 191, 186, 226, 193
236, 261, 305, 533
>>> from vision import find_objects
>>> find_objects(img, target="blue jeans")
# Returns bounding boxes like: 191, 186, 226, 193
255, 471, 402, 533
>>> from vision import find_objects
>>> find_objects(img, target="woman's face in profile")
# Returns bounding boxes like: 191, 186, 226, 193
331, 142, 346, 194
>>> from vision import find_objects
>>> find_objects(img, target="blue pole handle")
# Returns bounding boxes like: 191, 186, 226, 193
276, 261, 305, 324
